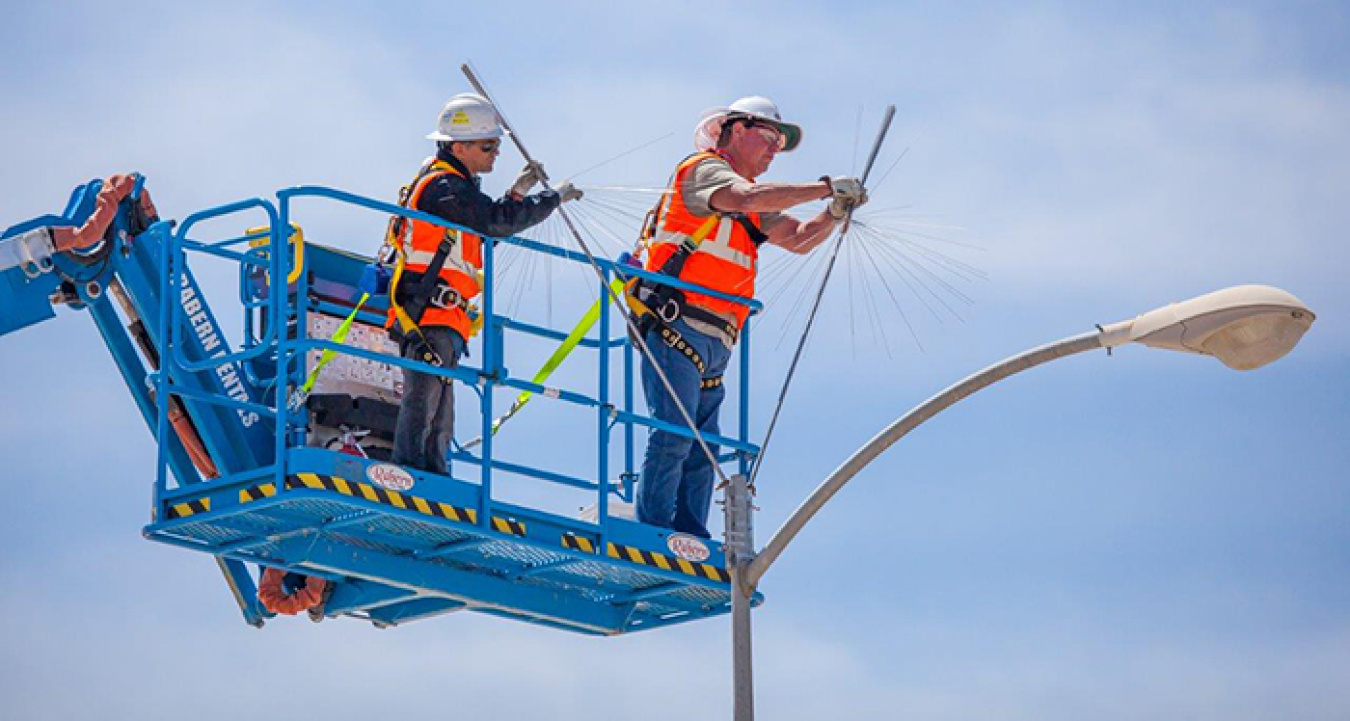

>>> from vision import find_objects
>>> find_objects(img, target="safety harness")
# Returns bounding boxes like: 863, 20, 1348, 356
625, 160, 767, 383
380, 160, 476, 378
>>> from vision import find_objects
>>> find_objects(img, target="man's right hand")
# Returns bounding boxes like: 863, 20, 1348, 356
555, 181, 584, 203
827, 176, 868, 219
828, 176, 865, 203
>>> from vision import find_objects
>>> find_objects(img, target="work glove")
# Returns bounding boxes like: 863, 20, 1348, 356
555, 181, 584, 203
828, 189, 869, 219
509, 161, 546, 198
825, 176, 868, 220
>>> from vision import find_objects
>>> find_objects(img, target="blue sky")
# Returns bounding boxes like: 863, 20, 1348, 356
2, 1, 1347, 719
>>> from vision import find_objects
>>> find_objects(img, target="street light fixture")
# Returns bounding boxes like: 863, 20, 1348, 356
727, 284, 1316, 721
1097, 284, 1315, 370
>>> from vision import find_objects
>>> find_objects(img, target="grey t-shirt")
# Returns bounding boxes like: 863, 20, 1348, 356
680, 156, 787, 234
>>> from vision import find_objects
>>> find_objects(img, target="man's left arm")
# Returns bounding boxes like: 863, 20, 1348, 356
765, 211, 838, 255
764, 176, 870, 254
480, 191, 562, 237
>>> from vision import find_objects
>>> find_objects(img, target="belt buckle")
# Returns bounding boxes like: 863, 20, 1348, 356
433, 285, 461, 310
657, 298, 680, 324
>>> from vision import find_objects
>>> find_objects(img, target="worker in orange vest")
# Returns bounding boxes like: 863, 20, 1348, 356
387, 92, 581, 476
634, 96, 867, 538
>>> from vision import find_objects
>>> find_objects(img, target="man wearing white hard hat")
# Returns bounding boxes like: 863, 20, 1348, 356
633, 95, 867, 537
386, 92, 582, 476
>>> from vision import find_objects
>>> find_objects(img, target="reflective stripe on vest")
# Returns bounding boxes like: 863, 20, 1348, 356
390, 161, 483, 337
646, 151, 760, 327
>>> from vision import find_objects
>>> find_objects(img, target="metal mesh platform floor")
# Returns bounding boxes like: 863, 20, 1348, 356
146, 468, 760, 635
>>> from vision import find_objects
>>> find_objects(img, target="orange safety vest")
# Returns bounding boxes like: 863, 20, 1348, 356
646, 152, 760, 327
385, 161, 483, 339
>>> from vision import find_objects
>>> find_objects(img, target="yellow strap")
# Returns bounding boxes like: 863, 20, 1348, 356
386, 252, 422, 336
299, 293, 370, 396
503, 278, 627, 422
623, 277, 650, 317
687, 214, 722, 247
625, 213, 721, 316
464, 277, 626, 449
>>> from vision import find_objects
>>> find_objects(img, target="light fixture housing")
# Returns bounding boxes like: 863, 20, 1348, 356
1097, 285, 1315, 370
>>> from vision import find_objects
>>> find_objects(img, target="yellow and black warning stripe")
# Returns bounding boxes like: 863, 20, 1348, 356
166, 482, 277, 520
164, 473, 526, 538
562, 534, 730, 583
239, 483, 277, 503
166, 497, 211, 520
287, 473, 526, 536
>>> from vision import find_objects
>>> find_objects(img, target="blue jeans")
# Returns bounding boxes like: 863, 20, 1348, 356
636, 318, 732, 539
391, 326, 466, 476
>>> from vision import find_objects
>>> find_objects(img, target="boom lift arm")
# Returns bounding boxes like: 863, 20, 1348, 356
2, 174, 271, 625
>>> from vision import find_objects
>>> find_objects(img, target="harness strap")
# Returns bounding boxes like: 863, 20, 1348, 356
648, 292, 739, 345
394, 272, 471, 313
388, 160, 463, 332
654, 214, 720, 279
428, 282, 471, 312
625, 155, 761, 375
409, 236, 457, 316
730, 213, 769, 247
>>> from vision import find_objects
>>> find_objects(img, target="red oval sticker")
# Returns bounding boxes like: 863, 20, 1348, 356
666, 533, 710, 562
367, 462, 415, 492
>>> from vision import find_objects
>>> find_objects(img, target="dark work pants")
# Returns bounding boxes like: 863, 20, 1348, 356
391, 326, 466, 476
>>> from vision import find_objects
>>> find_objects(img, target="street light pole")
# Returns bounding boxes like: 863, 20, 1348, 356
727, 285, 1314, 718
724, 473, 755, 721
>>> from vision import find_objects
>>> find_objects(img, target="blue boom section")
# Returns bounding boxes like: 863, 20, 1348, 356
1, 178, 274, 622
0, 180, 109, 334
1, 177, 765, 634
119, 220, 275, 473
1, 182, 274, 476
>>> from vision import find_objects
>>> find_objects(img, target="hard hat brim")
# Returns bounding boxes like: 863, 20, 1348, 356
694, 107, 802, 153
426, 126, 505, 142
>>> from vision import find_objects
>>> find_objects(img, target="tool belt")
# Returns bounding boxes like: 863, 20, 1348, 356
627, 264, 739, 386
636, 283, 740, 346
651, 323, 723, 389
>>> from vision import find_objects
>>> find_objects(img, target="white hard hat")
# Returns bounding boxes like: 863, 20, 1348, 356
427, 92, 504, 142
693, 96, 802, 153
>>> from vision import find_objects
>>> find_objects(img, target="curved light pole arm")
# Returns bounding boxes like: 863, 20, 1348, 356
745, 330, 1105, 589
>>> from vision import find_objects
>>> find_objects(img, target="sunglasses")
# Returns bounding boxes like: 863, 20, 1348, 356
475, 140, 501, 153
736, 119, 783, 151
753, 126, 785, 151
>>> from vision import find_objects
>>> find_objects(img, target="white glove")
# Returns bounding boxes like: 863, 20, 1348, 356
555, 181, 583, 203
826, 176, 868, 219
509, 161, 546, 198
828, 176, 864, 201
